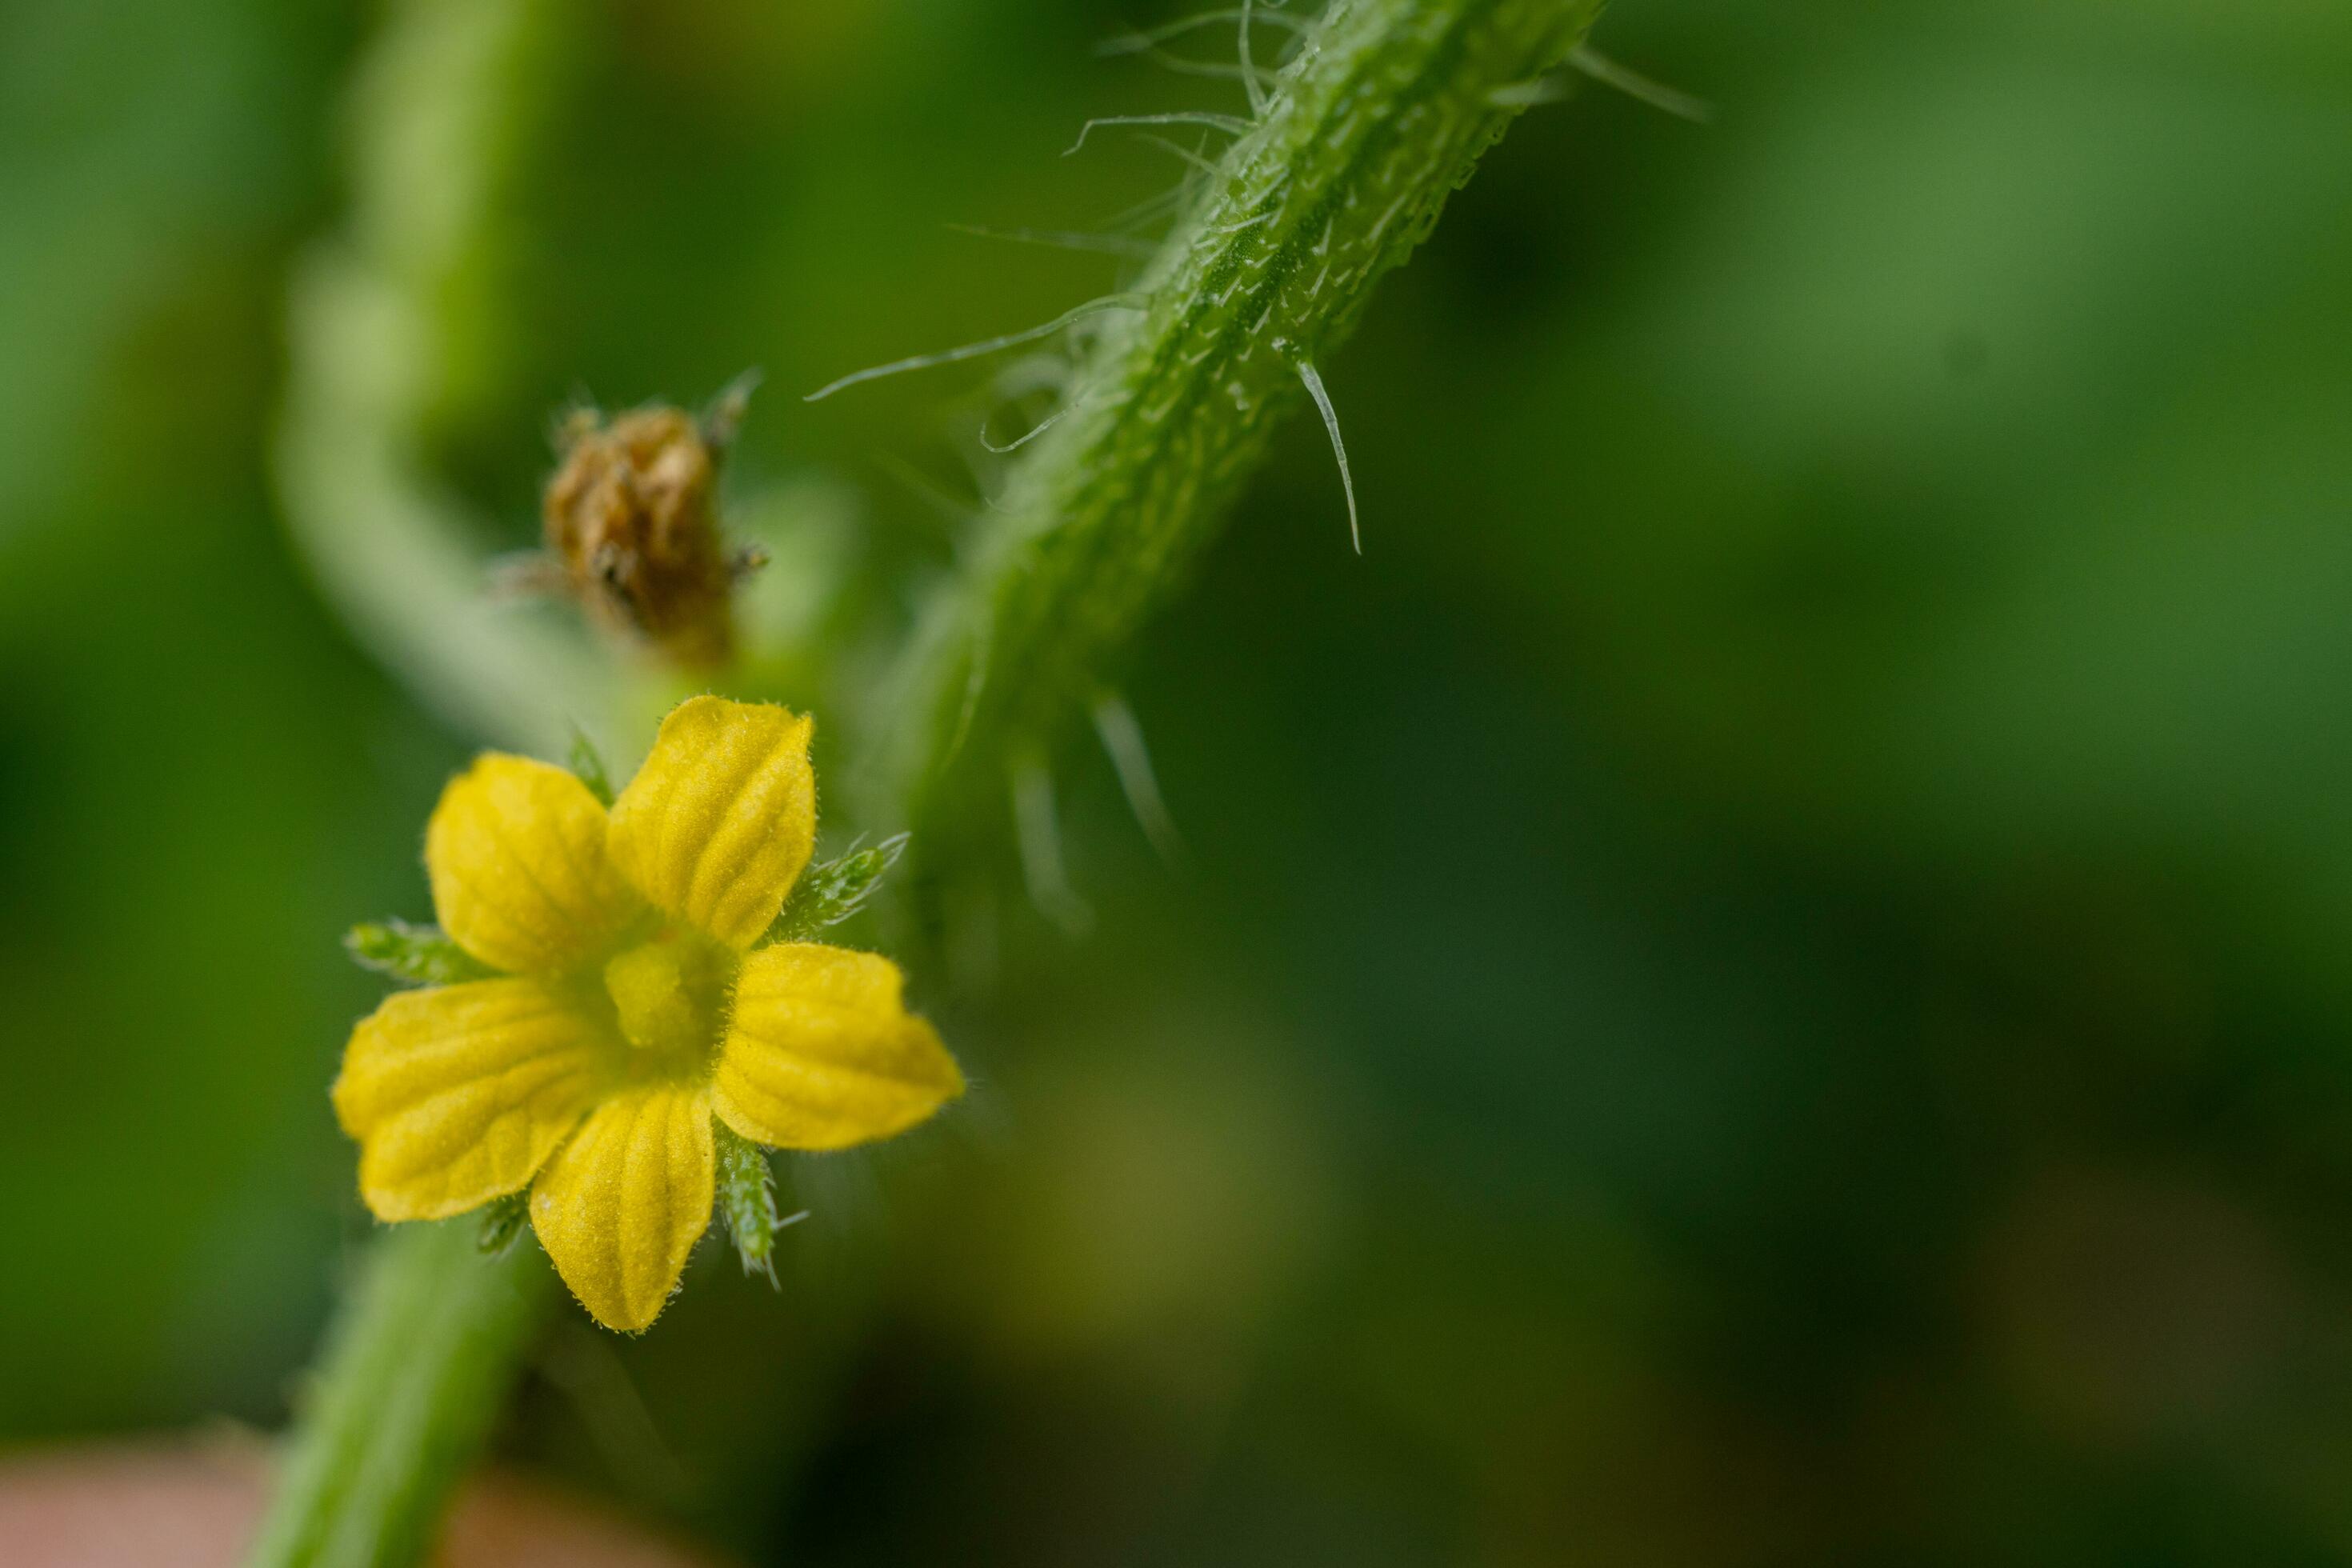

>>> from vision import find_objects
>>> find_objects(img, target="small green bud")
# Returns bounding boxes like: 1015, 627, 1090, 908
715, 1123, 802, 1282
346, 919, 495, 986
475, 1193, 530, 1256
566, 725, 615, 806
766, 833, 910, 943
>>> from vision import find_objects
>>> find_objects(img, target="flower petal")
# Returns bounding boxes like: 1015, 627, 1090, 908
426, 754, 642, 974
714, 943, 964, 1151
606, 697, 815, 949
530, 1081, 715, 1332
333, 979, 614, 1222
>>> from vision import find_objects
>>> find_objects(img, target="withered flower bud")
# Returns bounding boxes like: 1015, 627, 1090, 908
542, 402, 753, 669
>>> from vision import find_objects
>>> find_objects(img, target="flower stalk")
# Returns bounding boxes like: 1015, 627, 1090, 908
246, 1222, 552, 1568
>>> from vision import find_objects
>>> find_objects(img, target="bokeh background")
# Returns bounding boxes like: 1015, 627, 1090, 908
8, 0, 2352, 1562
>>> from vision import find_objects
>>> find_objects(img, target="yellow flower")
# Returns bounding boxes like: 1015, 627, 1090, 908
332, 696, 963, 1331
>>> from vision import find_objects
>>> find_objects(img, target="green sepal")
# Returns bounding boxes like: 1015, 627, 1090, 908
715, 1123, 799, 1282
566, 724, 615, 806
346, 919, 496, 986
475, 1193, 531, 1257
766, 833, 910, 944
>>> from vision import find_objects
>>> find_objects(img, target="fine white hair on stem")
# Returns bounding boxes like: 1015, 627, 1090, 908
699, 366, 762, 447
869, 454, 985, 558
941, 618, 994, 767
989, 350, 1076, 404
1570, 45, 1715, 123
947, 222, 1156, 259
1092, 694, 1188, 869
1487, 78, 1570, 108
1238, 0, 1267, 117
981, 394, 1089, 456
1010, 755, 1094, 935
1096, 170, 1222, 236
1130, 47, 1278, 92
1066, 112, 1251, 157
874, 450, 982, 529
805, 294, 1148, 402
1294, 358, 1361, 554
1097, 7, 1307, 58
1131, 132, 1225, 179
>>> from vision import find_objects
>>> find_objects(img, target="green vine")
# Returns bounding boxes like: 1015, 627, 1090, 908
275, 0, 610, 758
867, 0, 1607, 848
246, 1222, 551, 1568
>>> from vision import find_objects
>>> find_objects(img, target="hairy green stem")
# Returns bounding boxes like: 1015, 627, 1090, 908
868, 0, 1606, 844
246, 1222, 554, 1568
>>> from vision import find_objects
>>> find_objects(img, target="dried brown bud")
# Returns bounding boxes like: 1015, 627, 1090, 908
542, 404, 746, 668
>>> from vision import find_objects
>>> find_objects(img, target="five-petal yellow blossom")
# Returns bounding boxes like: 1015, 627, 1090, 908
333, 697, 962, 1330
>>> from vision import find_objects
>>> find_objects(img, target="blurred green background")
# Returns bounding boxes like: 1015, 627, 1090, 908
8, 0, 2352, 1562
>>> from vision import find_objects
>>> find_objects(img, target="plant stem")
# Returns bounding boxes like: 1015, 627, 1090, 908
866, 0, 1606, 845
275, 0, 612, 758
246, 1222, 555, 1568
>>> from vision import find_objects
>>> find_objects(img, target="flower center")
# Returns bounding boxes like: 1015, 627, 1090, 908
602, 933, 733, 1069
